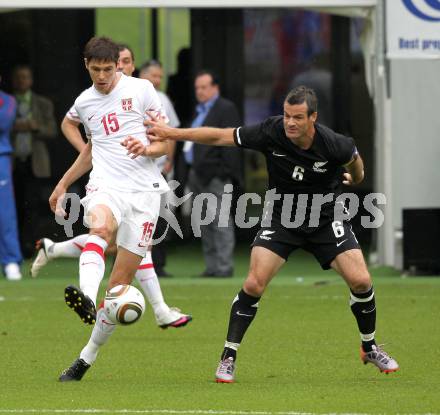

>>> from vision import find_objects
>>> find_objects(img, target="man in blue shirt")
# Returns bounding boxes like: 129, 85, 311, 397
0, 76, 22, 280
183, 70, 242, 277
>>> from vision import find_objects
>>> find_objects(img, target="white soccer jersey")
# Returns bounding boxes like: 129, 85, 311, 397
66, 105, 92, 142
71, 74, 169, 193
66, 105, 80, 123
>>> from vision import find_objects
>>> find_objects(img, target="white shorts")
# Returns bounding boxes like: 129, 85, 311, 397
81, 181, 161, 257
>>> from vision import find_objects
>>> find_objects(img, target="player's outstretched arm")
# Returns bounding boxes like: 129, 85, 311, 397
145, 117, 236, 147
144, 140, 169, 159
61, 116, 87, 153
343, 154, 364, 185
49, 142, 92, 214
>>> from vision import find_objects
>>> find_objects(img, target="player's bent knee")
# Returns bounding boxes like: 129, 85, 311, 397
244, 273, 269, 296
349, 274, 372, 293
89, 227, 113, 244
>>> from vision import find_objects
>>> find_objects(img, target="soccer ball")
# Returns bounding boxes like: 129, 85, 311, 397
104, 284, 145, 325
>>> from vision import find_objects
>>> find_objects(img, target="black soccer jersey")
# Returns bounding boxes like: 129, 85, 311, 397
233, 116, 357, 229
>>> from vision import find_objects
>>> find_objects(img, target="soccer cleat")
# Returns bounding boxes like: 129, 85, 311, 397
360, 344, 399, 374
155, 307, 192, 329
216, 357, 235, 383
64, 285, 96, 325
59, 358, 90, 382
30, 238, 54, 278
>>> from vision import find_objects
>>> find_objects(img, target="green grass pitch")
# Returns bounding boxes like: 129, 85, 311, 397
1, 242, 439, 414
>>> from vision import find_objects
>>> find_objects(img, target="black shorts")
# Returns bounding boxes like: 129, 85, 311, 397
251, 220, 360, 270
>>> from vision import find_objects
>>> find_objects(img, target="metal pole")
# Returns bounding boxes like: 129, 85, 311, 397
152, 8, 158, 59
375, 0, 394, 266
139, 9, 146, 63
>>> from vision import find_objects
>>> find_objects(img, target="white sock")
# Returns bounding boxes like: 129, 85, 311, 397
49, 234, 89, 258
79, 235, 108, 306
80, 308, 116, 365
135, 251, 169, 317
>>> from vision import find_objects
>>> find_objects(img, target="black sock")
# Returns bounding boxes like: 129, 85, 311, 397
221, 347, 237, 361
350, 286, 376, 352
220, 289, 261, 361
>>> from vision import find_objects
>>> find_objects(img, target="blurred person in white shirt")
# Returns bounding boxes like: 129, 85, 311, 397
139, 59, 180, 277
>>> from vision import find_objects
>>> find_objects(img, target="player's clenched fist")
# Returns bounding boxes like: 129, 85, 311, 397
49, 183, 67, 216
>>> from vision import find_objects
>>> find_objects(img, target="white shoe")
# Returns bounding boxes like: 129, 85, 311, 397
216, 357, 235, 383
5, 263, 22, 281
30, 238, 54, 278
360, 344, 399, 374
155, 307, 192, 329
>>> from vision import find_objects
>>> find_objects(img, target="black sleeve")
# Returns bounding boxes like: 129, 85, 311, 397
330, 133, 357, 165
233, 122, 268, 152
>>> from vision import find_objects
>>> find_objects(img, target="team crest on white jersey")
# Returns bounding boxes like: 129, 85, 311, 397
122, 98, 133, 111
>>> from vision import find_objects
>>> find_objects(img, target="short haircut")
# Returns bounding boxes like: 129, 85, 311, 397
118, 43, 135, 62
11, 64, 32, 76
285, 86, 318, 116
139, 59, 162, 73
84, 37, 119, 64
195, 69, 219, 86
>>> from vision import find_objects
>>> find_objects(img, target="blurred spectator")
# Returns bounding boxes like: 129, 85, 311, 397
139, 59, 180, 277
184, 70, 242, 277
11, 65, 57, 257
0, 75, 22, 280
139, 59, 180, 171
117, 44, 137, 77
290, 54, 333, 128
167, 48, 193, 127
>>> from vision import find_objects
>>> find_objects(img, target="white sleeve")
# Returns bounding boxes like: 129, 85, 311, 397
142, 81, 169, 124
66, 102, 91, 140
65, 104, 81, 123
161, 93, 180, 128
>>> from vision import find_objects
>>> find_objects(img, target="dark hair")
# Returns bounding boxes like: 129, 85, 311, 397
11, 64, 32, 76
84, 37, 119, 64
139, 59, 162, 73
118, 43, 135, 62
177, 47, 191, 69
195, 69, 219, 86
285, 86, 318, 116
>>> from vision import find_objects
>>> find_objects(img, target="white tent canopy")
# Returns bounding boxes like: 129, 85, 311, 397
0, 0, 376, 8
